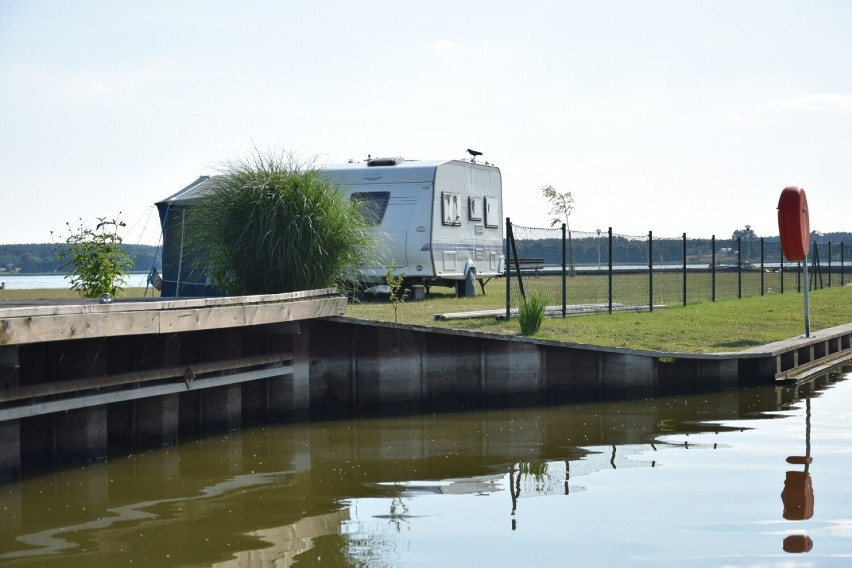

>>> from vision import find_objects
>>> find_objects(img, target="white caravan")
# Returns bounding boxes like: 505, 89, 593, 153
322, 156, 504, 296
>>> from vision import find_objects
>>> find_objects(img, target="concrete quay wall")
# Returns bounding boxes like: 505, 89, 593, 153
1, 294, 850, 482
306, 318, 852, 416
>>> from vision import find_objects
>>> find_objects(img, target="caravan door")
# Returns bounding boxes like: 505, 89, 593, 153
349, 188, 416, 275
382, 195, 416, 270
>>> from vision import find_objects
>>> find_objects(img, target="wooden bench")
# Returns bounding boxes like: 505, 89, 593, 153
512, 258, 545, 276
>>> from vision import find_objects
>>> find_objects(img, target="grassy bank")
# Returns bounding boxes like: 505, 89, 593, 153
0, 287, 158, 301
347, 285, 852, 353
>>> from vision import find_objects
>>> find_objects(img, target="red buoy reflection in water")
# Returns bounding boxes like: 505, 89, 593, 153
781, 397, 815, 554
783, 534, 814, 553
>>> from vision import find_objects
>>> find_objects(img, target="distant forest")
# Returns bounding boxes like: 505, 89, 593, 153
511, 231, 852, 266
1, 231, 849, 275
0, 243, 160, 275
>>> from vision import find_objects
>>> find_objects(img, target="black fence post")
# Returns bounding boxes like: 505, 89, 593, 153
502, 230, 846, 320
505, 217, 511, 320
608, 227, 613, 314
561, 223, 567, 317
828, 242, 832, 287
682, 232, 687, 307
737, 236, 742, 299
711, 235, 716, 302
797, 261, 801, 293
649, 230, 654, 312
811, 241, 823, 290
509, 221, 526, 302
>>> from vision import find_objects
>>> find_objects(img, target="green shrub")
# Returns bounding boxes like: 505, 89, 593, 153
518, 292, 548, 336
187, 151, 376, 295
53, 217, 134, 298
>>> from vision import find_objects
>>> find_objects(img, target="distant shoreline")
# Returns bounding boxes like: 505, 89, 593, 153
0, 271, 150, 277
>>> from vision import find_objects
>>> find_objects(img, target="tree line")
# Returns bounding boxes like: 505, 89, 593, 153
3, 230, 848, 275
510, 230, 852, 267
0, 243, 160, 275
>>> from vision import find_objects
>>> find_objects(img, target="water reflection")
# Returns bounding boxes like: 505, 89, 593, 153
0, 365, 850, 566
781, 396, 815, 554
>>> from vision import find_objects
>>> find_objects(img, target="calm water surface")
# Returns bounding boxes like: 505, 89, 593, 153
1, 366, 851, 567
0, 273, 149, 290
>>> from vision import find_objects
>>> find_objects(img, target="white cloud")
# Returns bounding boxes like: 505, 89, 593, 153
63, 59, 184, 98
430, 39, 459, 54
775, 93, 852, 111
827, 519, 852, 538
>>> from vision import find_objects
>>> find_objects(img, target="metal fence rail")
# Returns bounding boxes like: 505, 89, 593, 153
505, 219, 849, 318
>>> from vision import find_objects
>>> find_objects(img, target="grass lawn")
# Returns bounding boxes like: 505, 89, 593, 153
0, 287, 159, 301
346, 284, 852, 353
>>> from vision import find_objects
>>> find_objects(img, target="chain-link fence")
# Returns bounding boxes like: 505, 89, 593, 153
505, 220, 849, 317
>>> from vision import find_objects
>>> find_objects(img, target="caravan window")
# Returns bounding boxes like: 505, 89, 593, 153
351, 192, 390, 226
442, 192, 462, 226
484, 197, 498, 228
468, 197, 482, 221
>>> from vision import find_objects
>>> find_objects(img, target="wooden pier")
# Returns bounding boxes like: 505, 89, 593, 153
0, 289, 345, 480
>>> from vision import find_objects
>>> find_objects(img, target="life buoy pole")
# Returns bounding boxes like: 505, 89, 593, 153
802, 252, 811, 338
777, 186, 811, 337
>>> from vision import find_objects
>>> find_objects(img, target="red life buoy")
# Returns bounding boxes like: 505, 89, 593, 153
777, 186, 810, 262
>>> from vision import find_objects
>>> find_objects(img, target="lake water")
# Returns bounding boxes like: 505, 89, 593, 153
1, 365, 850, 566
0, 273, 150, 290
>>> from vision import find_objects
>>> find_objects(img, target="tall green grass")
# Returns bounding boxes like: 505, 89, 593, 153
185, 151, 376, 295
518, 292, 547, 336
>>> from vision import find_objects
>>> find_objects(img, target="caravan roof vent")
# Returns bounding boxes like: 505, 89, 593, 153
367, 156, 404, 167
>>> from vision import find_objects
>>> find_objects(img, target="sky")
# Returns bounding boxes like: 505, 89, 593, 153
1, 0, 851, 246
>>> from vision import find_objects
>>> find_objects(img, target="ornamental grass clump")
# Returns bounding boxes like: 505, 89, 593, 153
188, 151, 375, 295
518, 292, 547, 336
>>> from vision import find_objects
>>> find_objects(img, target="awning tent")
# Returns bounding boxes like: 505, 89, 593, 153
155, 176, 221, 297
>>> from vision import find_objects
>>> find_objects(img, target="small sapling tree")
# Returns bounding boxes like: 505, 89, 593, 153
542, 185, 576, 275
54, 216, 134, 298
385, 260, 408, 323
